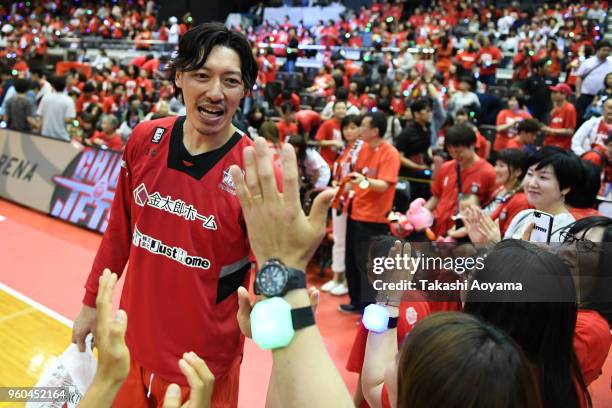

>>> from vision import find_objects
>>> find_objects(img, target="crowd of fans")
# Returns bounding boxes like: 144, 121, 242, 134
2, 1, 612, 406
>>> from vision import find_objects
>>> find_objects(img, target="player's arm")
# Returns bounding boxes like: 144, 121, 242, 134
72, 138, 135, 351
230, 138, 353, 408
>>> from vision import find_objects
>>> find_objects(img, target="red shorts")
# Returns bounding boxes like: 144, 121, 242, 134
112, 355, 241, 408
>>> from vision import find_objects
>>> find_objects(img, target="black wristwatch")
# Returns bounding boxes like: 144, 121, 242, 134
254, 259, 307, 297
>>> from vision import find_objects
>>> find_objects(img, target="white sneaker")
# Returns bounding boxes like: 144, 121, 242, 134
330, 283, 348, 296
321, 280, 337, 292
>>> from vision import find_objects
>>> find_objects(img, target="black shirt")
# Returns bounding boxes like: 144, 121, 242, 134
395, 121, 430, 177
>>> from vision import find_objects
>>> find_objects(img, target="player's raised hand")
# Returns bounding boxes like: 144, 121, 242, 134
230, 137, 334, 272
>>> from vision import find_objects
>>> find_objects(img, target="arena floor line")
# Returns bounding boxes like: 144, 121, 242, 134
0, 198, 359, 407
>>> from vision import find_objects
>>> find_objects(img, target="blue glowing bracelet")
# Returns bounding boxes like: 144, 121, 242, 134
362, 304, 398, 333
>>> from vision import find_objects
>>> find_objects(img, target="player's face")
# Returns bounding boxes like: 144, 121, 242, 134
175, 46, 245, 138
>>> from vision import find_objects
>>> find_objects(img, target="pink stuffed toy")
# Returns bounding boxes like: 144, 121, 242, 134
387, 198, 434, 238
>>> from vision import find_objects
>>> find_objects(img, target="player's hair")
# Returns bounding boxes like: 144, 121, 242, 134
496, 148, 528, 181
464, 240, 590, 408
445, 124, 476, 147
363, 111, 387, 138
528, 147, 583, 193
167, 22, 258, 92
398, 312, 539, 408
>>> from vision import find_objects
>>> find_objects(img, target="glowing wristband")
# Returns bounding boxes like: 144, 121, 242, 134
251, 297, 295, 350
362, 304, 390, 333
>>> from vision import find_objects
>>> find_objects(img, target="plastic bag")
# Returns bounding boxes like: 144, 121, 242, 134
26, 334, 97, 408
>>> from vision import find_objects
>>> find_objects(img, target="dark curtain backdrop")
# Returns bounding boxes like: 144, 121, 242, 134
159, 0, 257, 25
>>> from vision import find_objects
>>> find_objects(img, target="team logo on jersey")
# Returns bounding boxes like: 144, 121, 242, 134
219, 167, 244, 195
133, 226, 211, 269
151, 127, 166, 144
406, 306, 418, 325
133, 183, 217, 230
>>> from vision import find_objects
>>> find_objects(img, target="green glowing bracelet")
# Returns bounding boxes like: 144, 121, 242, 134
251, 297, 295, 350
250, 297, 315, 350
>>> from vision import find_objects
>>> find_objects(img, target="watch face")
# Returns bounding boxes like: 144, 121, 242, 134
257, 263, 289, 296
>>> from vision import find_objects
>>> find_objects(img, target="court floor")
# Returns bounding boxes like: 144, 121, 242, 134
0, 197, 610, 406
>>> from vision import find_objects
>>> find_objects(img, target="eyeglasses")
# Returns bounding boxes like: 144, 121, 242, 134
559, 231, 598, 252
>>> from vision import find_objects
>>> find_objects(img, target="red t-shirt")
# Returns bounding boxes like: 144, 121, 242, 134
90, 131, 123, 151
315, 118, 342, 166
568, 207, 602, 220
274, 93, 300, 111
456, 50, 478, 71
431, 158, 497, 236
488, 190, 532, 237
102, 96, 120, 114
295, 109, 321, 134
494, 109, 532, 152
475, 130, 490, 159
83, 116, 253, 385
544, 102, 577, 150
573, 309, 611, 385
582, 147, 612, 184
76, 94, 99, 114
276, 120, 298, 143
478, 46, 502, 76
350, 142, 400, 224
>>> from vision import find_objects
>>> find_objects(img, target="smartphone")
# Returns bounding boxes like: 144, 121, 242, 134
530, 211, 554, 243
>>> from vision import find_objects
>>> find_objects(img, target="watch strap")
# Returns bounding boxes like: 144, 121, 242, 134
291, 306, 315, 330
284, 269, 307, 294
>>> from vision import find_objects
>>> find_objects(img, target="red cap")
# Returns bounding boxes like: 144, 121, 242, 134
549, 83, 572, 96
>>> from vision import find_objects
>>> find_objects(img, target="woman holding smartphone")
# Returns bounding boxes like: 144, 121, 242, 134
465, 147, 583, 242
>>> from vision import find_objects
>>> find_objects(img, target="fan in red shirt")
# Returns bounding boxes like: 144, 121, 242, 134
341, 112, 400, 314
542, 84, 577, 150
102, 83, 126, 114
481, 148, 532, 236
71, 23, 262, 407
315, 100, 347, 166
477, 35, 502, 86
75, 82, 99, 114
295, 109, 321, 136
455, 108, 490, 160
276, 102, 298, 143
494, 92, 532, 152
86, 115, 123, 151
456, 42, 479, 72
425, 124, 497, 236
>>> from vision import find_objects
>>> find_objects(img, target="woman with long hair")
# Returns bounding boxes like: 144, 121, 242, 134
464, 239, 605, 408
